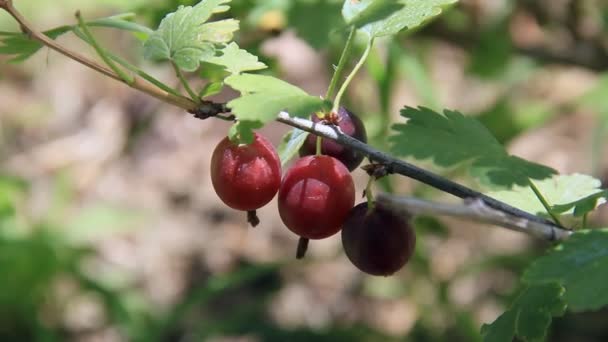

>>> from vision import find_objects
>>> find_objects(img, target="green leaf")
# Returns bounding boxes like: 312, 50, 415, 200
481, 283, 566, 342
205, 42, 267, 74
523, 229, 608, 312
199, 81, 224, 98
199, 19, 239, 43
342, 0, 457, 39
143, 0, 232, 71
288, 0, 343, 49
226, 74, 330, 140
552, 190, 608, 217
389, 106, 556, 187
488, 174, 605, 216
278, 128, 309, 166
228, 120, 262, 145
0, 27, 71, 63
343, 1, 404, 29
226, 73, 330, 121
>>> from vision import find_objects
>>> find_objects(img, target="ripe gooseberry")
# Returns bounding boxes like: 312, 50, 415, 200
278, 155, 355, 239
299, 107, 367, 172
341, 202, 416, 276
211, 133, 281, 214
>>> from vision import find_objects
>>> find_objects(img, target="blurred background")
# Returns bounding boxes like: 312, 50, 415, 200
2, 0, 608, 341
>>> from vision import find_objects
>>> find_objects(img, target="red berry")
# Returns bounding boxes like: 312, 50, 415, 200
211, 133, 281, 211
299, 107, 367, 171
278, 155, 355, 239
341, 202, 416, 276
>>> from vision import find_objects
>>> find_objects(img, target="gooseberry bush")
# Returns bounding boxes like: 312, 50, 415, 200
2, 0, 608, 340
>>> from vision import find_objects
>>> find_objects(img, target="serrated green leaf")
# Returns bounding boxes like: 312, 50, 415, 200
288, 0, 343, 49
0, 27, 71, 63
481, 283, 566, 342
143, 0, 232, 71
199, 19, 239, 43
205, 42, 267, 74
488, 174, 605, 216
278, 128, 309, 166
226, 74, 330, 140
523, 229, 608, 311
342, 0, 457, 39
389, 106, 556, 187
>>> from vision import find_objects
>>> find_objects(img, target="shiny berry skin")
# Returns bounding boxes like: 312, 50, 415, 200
299, 107, 367, 172
341, 202, 416, 276
278, 155, 355, 239
211, 133, 281, 211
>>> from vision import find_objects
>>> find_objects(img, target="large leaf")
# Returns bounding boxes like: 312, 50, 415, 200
342, 0, 457, 39
143, 0, 233, 71
225, 74, 330, 141
523, 229, 608, 312
389, 106, 556, 187
488, 174, 605, 216
481, 283, 566, 342
205, 42, 267, 74
288, 0, 343, 49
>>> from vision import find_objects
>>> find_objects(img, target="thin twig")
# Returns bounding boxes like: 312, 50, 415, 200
376, 194, 572, 241
275, 112, 563, 230
0, 1, 196, 110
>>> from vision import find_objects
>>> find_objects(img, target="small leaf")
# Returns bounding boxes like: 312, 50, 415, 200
389, 106, 556, 188
481, 283, 566, 342
199, 81, 224, 98
143, 0, 232, 71
205, 42, 267, 74
552, 190, 608, 217
228, 120, 262, 145
0, 27, 71, 63
489, 174, 605, 216
278, 128, 309, 166
523, 229, 608, 312
342, 0, 457, 39
226, 74, 330, 140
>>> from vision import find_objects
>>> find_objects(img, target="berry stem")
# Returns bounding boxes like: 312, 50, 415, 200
365, 176, 376, 212
172, 62, 200, 104
296, 237, 309, 259
315, 136, 323, 156
326, 26, 356, 100
527, 179, 563, 226
75, 11, 134, 85
332, 37, 374, 113
247, 210, 260, 227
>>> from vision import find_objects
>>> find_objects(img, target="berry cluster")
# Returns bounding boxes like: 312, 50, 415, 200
210, 107, 416, 276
